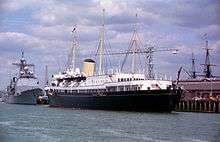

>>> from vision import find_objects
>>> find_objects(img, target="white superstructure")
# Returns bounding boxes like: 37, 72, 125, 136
50, 69, 173, 93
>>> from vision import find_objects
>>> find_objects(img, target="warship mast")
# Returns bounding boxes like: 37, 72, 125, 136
45, 65, 49, 86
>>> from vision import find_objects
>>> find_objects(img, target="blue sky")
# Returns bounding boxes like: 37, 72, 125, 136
0, 0, 220, 89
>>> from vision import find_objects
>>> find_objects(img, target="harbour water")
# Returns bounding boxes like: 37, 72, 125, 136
0, 103, 220, 142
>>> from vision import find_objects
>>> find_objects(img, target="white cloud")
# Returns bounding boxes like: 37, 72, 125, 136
0, 0, 43, 12
0, 0, 220, 89
31, 1, 98, 26
32, 1, 70, 25
99, 0, 127, 16
211, 40, 220, 53
0, 32, 67, 50
194, 24, 220, 40
0, 32, 46, 50
27, 24, 72, 40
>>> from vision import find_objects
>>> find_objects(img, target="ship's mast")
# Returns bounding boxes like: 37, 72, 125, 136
12, 51, 35, 78
131, 14, 139, 73
20, 51, 25, 73
203, 40, 212, 78
72, 26, 78, 71
45, 65, 49, 86
121, 13, 141, 74
98, 9, 105, 75
21, 51, 24, 59
191, 52, 196, 78
67, 26, 78, 71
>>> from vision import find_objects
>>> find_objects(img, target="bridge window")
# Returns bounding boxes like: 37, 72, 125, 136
125, 86, 130, 91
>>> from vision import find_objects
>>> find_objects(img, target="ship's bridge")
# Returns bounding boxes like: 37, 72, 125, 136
81, 73, 145, 86
16, 78, 39, 87
16, 78, 40, 93
112, 73, 145, 82
105, 73, 172, 91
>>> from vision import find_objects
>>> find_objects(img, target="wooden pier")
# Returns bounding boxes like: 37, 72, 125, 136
176, 100, 220, 113
176, 78, 220, 113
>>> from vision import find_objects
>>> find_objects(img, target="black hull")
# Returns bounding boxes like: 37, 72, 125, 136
48, 90, 182, 112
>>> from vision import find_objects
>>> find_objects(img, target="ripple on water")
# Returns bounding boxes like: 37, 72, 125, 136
0, 121, 15, 126
0, 103, 220, 142
98, 128, 173, 142
182, 137, 210, 142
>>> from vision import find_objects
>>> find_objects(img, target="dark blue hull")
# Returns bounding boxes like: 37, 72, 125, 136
48, 90, 182, 112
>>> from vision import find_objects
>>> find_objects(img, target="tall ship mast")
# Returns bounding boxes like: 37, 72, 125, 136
97, 9, 105, 75
201, 39, 214, 78
4, 52, 44, 105
46, 10, 183, 112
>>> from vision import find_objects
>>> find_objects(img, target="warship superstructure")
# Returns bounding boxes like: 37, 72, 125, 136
4, 52, 44, 105
46, 11, 182, 112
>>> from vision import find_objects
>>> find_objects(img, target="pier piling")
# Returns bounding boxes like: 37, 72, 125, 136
176, 100, 220, 113
218, 102, 220, 113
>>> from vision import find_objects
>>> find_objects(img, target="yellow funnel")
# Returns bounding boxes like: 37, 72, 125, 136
82, 59, 95, 76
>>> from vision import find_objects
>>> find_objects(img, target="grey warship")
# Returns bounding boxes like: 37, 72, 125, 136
4, 52, 44, 105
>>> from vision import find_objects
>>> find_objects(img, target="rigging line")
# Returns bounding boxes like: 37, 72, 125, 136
105, 31, 113, 68
137, 33, 144, 48
95, 35, 102, 56
128, 30, 136, 49
121, 36, 136, 71
105, 45, 112, 69
95, 21, 104, 57
121, 30, 136, 71
134, 31, 144, 71
137, 45, 143, 71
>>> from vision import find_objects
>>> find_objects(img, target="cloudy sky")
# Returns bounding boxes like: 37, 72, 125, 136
0, 0, 220, 89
